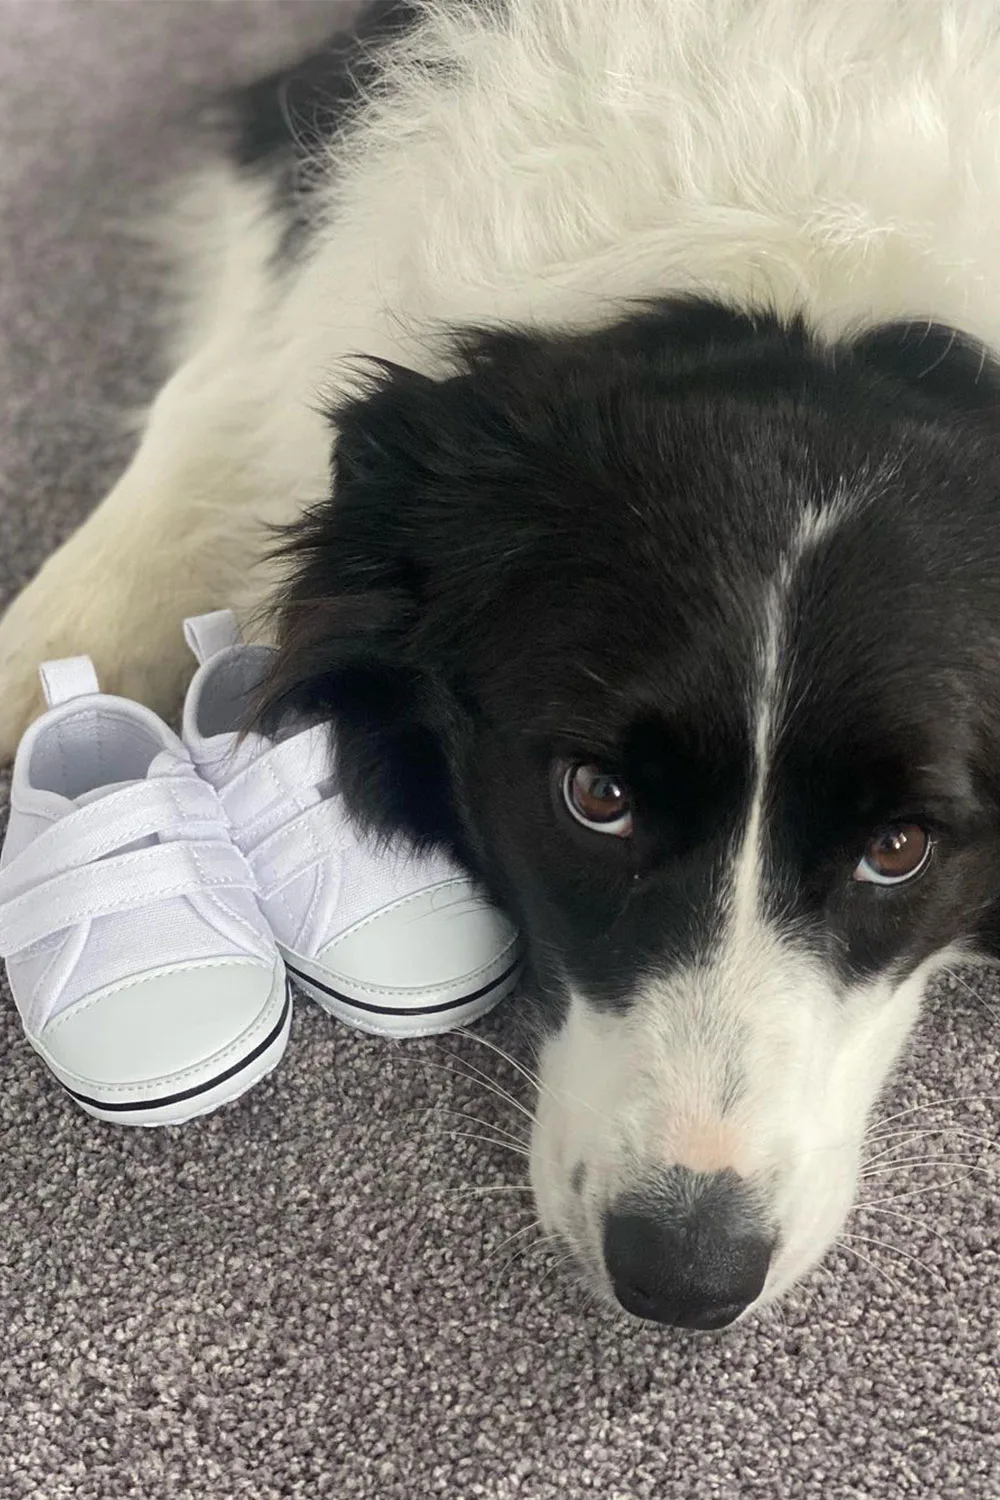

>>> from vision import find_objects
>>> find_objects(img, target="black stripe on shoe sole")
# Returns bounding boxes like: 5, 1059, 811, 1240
284, 957, 522, 1018
61, 984, 292, 1114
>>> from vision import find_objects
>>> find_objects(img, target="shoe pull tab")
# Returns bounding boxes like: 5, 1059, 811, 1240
38, 656, 101, 708
183, 609, 243, 665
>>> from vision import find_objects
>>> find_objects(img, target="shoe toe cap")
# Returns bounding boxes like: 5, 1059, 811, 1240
313, 879, 521, 1000
37, 957, 285, 1092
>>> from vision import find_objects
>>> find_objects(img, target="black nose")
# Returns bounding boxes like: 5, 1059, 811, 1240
603, 1169, 774, 1330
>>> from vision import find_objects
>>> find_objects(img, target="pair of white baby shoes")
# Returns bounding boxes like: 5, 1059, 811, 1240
0, 611, 521, 1126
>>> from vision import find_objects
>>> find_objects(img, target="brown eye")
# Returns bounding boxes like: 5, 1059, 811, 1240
853, 823, 931, 885
562, 763, 633, 837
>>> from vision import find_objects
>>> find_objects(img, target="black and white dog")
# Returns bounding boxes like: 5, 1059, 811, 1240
4, 0, 1000, 1329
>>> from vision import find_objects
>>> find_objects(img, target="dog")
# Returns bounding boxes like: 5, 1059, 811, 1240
4, 0, 1000, 1329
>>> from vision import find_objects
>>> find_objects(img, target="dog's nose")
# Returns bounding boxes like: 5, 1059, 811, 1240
602, 1169, 774, 1330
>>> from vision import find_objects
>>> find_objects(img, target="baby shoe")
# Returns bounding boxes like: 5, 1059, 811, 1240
0, 657, 290, 1125
181, 611, 522, 1038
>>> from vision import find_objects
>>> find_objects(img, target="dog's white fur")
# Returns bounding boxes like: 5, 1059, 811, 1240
4, 0, 999, 1310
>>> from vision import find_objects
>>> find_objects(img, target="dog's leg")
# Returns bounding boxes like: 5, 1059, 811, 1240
0, 346, 329, 759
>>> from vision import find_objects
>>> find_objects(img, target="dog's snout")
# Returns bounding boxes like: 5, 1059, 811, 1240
602, 1169, 774, 1330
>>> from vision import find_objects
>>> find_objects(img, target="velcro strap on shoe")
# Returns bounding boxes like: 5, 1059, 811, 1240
0, 841, 256, 956
38, 657, 100, 708
249, 800, 354, 898
219, 725, 335, 830
0, 778, 230, 905
183, 610, 243, 665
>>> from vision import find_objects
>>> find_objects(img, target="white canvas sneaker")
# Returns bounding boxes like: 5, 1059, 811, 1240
181, 611, 522, 1038
0, 658, 290, 1126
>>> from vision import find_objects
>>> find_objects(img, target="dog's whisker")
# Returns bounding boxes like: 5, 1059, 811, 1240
486, 1223, 559, 1287
440, 1182, 535, 1198
425, 1052, 536, 1123
492, 1238, 558, 1294
442, 1037, 622, 1138
454, 1027, 618, 1128
418, 1057, 537, 1125
394, 1104, 532, 1151
861, 1126, 999, 1167
416, 1106, 531, 1152
579, 1282, 607, 1321
864, 1124, 1000, 1152
580, 1266, 619, 1323
856, 1207, 953, 1265
453, 1028, 545, 1096
860, 1147, 990, 1173
484, 1217, 544, 1269
855, 1201, 939, 1231
763, 1297, 791, 1336
862, 1176, 977, 1206
942, 967, 988, 1004
436, 1046, 537, 1116
555, 1242, 612, 1314
840, 1231, 944, 1288
536, 1246, 580, 1295
871, 1094, 1000, 1131
430, 1127, 531, 1157
834, 1238, 911, 1300
859, 1157, 992, 1179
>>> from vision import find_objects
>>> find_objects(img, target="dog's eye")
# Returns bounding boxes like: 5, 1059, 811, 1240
853, 823, 931, 885
562, 763, 633, 837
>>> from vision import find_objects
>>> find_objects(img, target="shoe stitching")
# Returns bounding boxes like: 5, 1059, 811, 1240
290, 824, 333, 948
200, 886, 274, 953
319, 879, 475, 947
15, 869, 257, 939
42, 955, 277, 1031
14, 931, 64, 961
292, 935, 522, 1000
27, 937, 70, 1034
240, 775, 334, 940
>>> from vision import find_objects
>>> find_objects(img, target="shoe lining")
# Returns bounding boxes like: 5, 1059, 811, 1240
197, 649, 271, 738
30, 709, 166, 800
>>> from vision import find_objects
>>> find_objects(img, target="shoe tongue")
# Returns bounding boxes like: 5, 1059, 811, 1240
67, 750, 187, 809
73, 750, 189, 850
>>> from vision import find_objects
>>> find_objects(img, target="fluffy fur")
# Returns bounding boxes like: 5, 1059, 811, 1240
5, 0, 1000, 1326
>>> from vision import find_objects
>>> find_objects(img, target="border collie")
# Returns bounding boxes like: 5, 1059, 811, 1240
4, 0, 1000, 1329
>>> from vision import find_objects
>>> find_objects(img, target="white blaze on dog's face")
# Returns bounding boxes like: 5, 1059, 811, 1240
528, 516, 964, 1327
268, 301, 1000, 1327
529, 783, 947, 1324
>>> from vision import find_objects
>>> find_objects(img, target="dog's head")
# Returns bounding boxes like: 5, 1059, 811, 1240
263, 299, 1000, 1327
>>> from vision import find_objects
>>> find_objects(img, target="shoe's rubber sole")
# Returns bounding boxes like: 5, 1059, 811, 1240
40, 973, 293, 1127
283, 953, 522, 1038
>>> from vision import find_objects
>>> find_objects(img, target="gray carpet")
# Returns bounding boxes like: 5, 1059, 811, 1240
1, 4, 999, 1497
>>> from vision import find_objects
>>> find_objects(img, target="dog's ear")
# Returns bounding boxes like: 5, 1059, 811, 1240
850, 321, 1000, 415
258, 362, 473, 858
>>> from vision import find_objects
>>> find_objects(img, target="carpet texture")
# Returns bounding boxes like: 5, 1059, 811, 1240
1, 5, 999, 1497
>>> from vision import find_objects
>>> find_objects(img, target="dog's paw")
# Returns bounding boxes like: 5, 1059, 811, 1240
0, 560, 191, 762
